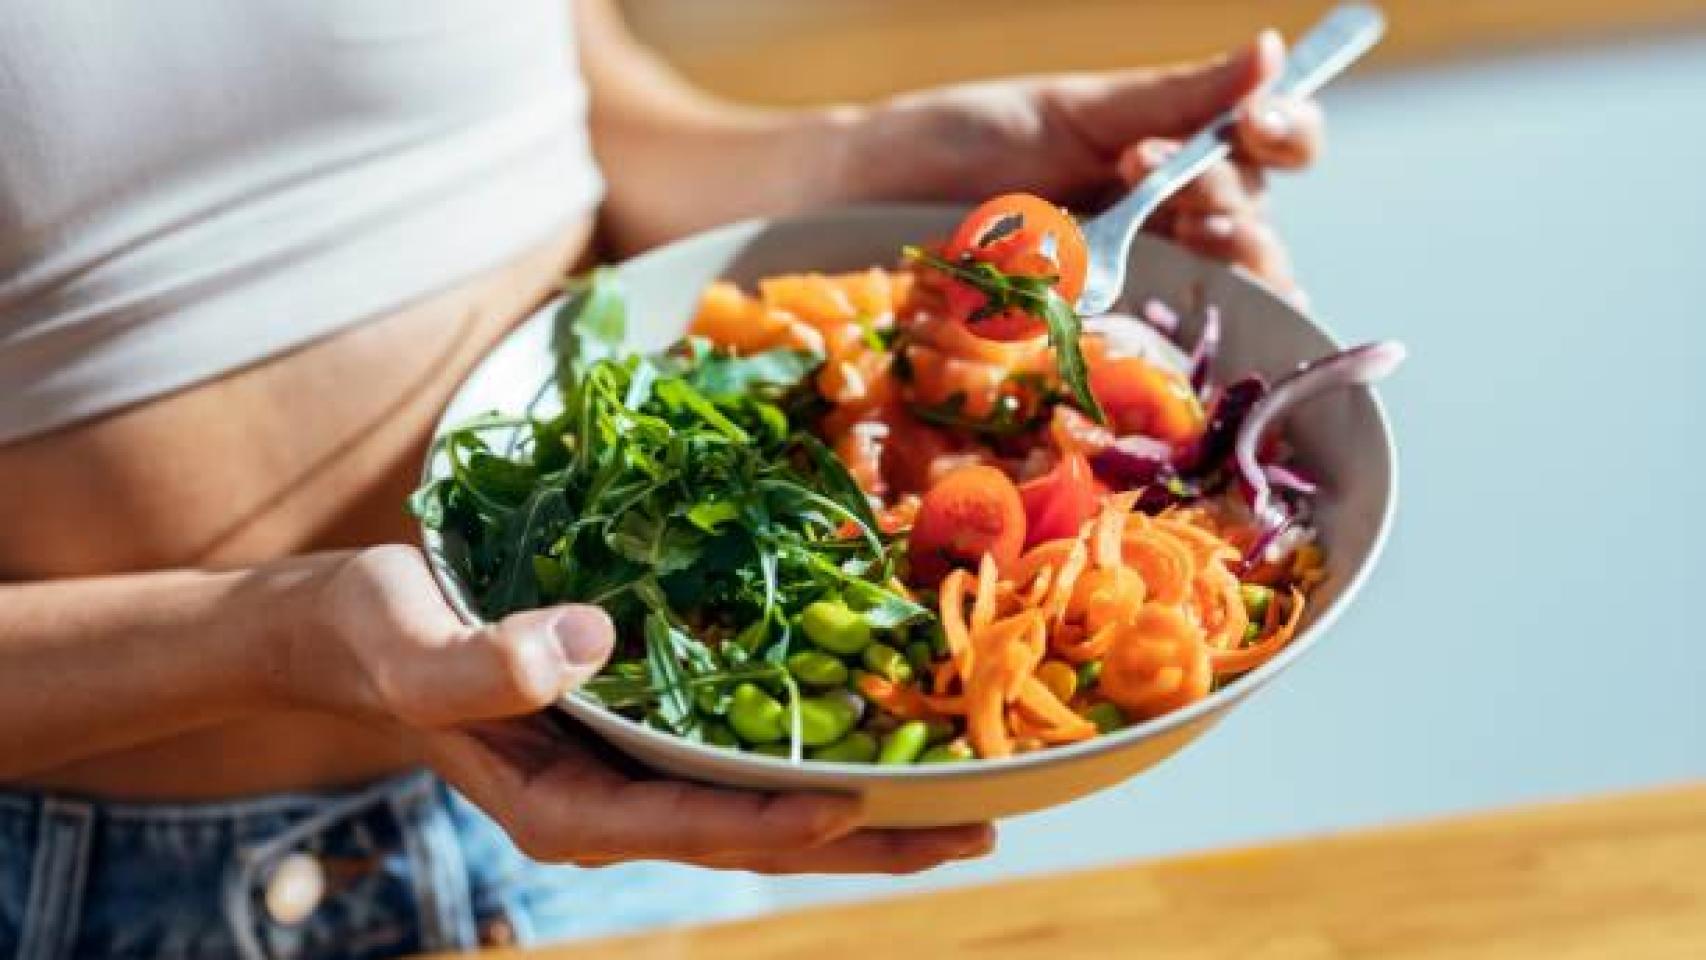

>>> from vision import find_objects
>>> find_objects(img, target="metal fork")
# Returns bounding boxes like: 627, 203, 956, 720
1075, 3, 1388, 316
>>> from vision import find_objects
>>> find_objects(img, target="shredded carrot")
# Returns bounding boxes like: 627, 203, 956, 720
1212, 587, 1307, 675
1120, 525, 1195, 605
1195, 566, 1250, 651
971, 553, 1000, 632
856, 674, 948, 722
926, 485, 1308, 756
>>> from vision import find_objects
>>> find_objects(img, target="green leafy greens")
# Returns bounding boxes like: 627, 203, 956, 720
412, 271, 928, 743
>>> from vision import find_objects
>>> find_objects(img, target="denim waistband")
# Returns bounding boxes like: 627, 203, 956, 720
0, 770, 478, 960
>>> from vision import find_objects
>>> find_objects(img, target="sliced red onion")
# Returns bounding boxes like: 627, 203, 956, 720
1183, 375, 1266, 475
1089, 434, 1174, 489
1239, 511, 1295, 573
1237, 341, 1406, 525
1263, 463, 1319, 497
1187, 305, 1222, 396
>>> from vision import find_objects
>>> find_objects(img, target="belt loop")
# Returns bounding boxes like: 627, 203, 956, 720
392, 776, 476, 952
16, 798, 95, 960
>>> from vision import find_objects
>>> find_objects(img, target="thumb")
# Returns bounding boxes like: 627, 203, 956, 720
388, 605, 616, 727
1055, 30, 1283, 154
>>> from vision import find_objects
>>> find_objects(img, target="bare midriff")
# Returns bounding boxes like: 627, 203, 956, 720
0, 217, 597, 800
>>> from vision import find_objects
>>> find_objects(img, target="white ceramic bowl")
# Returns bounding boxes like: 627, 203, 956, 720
421, 204, 1397, 827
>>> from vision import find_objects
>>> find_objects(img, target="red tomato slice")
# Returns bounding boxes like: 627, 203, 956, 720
1019, 451, 1105, 549
1087, 355, 1206, 444
947, 194, 1088, 302
907, 465, 1027, 585
939, 194, 1089, 342
882, 411, 961, 497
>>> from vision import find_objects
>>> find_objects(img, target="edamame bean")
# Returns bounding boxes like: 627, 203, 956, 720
1036, 660, 1077, 703
1242, 621, 1263, 644
877, 721, 930, 765
800, 600, 872, 656
861, 643, 913, 683
1082, 702, 1127, 734
798, 693, 861, 747
787, 649, 849, 688
1240, 584, 1274, 623
749, 742, 793, 759
918, 741, 974, 764
810, 731, 879, 763
904, 640, 935, 675
728, 682, 787, 744
703, 722, 739, 749
1076, 659, 1103, 691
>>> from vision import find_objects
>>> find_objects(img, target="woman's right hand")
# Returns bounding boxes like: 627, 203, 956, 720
284, 545, 995, 873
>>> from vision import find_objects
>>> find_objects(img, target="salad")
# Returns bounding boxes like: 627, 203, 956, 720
414, 193, 1402, 765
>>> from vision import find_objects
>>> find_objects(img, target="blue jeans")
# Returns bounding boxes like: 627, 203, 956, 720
0, 770, 769, 959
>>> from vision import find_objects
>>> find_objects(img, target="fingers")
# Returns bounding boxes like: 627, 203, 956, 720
1117, 139, 1266, 217
429, 721, 997, 876
1172, 213, 1300, 297
1233, 96, 1325, 169
700, 824, 997, 875
331, 545, 615, 727
536, 775, 865, 863
1048, 30, 1281, 153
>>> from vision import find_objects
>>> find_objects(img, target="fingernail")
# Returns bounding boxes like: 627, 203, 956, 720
1143, 141, 1177, 165
1203, 213, 1237, 239
551, 606, 615, 665
1254, 102, 1291, 138
1255, 28, 1285, 62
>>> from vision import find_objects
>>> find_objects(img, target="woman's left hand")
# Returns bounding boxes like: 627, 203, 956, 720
833, 30, 1321, 304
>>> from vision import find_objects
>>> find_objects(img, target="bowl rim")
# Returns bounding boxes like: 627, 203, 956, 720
418, 201, 1399, 783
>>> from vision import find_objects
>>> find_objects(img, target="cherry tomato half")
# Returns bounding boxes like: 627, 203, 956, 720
947, 194, 1088, 302
941, 194, 1089, 342
907, 465, 1027, 585
1019, 451, 1106, 549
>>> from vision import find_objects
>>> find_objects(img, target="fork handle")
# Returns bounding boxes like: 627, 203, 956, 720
1076, 4, 1387, 314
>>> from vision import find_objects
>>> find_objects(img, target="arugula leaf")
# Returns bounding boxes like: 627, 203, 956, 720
904, 246, 1107, 425
681, 347, 821, 397
685, 501, 741, 533
842, 579, 932, 630
643, 613, 695, 733
1037, 287, 1106, 423
482, 485, 567, 618
416, 269, 924, 745
407, 478, 449, 528
555, 268, 627, 385
797, 434, 880, 540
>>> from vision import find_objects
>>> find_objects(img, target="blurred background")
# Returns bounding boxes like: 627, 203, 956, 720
620, 0, 1706, 912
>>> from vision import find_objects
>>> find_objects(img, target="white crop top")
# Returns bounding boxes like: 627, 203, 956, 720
0, 0, 604, 443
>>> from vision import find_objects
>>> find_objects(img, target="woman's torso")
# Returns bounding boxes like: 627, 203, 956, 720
0, 0, 603, 798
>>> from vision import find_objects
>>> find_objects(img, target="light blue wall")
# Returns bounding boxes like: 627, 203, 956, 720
770, 32, 1706, 908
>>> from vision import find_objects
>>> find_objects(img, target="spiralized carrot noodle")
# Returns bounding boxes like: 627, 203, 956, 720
1099, 605, 1212, 720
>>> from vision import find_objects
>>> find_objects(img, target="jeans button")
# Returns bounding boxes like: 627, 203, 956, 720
479, 916, 517, 947
264, 852, 327, 926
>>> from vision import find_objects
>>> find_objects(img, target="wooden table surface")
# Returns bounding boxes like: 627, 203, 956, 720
463, 783, 1706, 959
